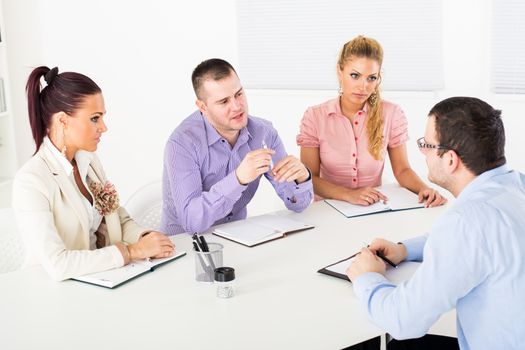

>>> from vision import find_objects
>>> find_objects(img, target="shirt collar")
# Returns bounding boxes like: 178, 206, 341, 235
327, 97, 369, 117
43, 136, 94, 179
75, 150, 94, 182
43, 137, 73, 176
455, 164, 511, 203
202, 113, 222, 146
201, 111, 252, 147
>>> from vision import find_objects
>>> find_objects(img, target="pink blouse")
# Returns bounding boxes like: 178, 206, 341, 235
296, 97, 408, 200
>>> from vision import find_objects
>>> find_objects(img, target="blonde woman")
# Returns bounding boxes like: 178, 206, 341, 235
13, 66, 175, 281
297, 36, 446, 207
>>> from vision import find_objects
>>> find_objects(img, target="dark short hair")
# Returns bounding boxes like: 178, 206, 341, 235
26, 66, 101, 154
191, 58, 236, 100
429, 96, 506, 175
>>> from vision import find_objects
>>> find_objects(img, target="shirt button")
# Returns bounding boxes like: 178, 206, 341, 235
355, 137, 358, 141
352, 153, 356, 157
353, 178, 357, 182
221, 139, 225, 143
353, 168, 356, 171
358, 111, 363, 116
354, 121, 358, 125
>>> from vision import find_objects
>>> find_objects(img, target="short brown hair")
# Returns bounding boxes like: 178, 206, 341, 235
429, 97, 506, 175
191, 58, 237, 100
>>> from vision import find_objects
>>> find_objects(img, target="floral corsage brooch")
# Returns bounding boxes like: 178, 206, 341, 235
89, 181, 120, 216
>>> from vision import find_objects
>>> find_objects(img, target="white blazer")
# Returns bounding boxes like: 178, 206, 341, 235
12, 145, 147, 281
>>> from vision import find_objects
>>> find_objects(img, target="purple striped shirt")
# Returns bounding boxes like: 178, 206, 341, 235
160, 111, 313, 235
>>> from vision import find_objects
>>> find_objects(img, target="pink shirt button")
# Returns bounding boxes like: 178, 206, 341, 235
353, 178, 357, 182
354, 121, 358, 125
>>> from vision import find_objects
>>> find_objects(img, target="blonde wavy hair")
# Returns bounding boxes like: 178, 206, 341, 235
338, 35, 384, 160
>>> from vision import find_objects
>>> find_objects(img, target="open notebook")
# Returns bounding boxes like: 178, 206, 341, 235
325, 184, 424, 218
212, 214, 314, 247
72, 251, 187, 288
318, 253, 420, 283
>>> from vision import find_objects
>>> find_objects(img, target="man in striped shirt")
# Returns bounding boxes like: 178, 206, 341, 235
160, 58, 313, 235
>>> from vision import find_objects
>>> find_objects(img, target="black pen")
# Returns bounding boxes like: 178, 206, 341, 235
192, 233, 204, 250
193, 241, 209, 271
192, 241, 200, 253
376, 251, 398, 268
199, 235, 216, 270
199, 235, 210, 252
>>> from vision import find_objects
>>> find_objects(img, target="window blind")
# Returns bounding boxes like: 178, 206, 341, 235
237, 0, 444, 91
491, 0, 525, 94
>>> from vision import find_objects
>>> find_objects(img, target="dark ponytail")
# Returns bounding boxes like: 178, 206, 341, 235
25, 66, 102, 154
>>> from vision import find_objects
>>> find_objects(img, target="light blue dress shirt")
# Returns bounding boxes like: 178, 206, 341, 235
353, 165, 525, 350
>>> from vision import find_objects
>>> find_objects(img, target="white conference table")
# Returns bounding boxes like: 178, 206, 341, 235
0, 201, 456, 350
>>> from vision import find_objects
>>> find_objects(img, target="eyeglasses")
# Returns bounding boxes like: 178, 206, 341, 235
416, 137, 453, 153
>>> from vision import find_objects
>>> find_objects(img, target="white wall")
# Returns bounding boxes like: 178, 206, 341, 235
2, 0, 525, 215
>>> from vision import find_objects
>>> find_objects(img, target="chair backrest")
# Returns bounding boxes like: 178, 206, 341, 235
0, 208, 25, 274
124, 180, 163, 230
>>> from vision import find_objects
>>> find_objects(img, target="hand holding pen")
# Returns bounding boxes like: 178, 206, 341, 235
235, 147, 275, 185
262, 139, 309, 184
347, 239, 408, 281
367, 238, 408, 266
346, 247, 387, 281
352, 241, 395, 268
376, 250, 397, 268
262, 140, 274, 169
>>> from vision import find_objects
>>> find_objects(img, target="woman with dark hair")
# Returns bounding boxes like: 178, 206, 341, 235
12, 66, 175, 281
297, 36, 447, 207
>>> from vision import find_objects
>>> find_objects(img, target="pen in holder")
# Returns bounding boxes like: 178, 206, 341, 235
194, 242, 223, 283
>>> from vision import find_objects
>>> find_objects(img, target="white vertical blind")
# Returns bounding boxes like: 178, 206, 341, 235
237, 0, 443, 91
491, 0, 525, 94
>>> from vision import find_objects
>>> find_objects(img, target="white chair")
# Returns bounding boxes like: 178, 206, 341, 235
124, 180, 163, 230
0, 207, 25, 274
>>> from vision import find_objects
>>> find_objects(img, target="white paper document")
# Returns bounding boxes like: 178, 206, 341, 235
325, 184, 424, 218
213, 214, 314, 247
72, 251, 187, 288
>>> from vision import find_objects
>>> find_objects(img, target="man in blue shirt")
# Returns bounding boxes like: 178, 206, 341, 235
347, 97, 525, 350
